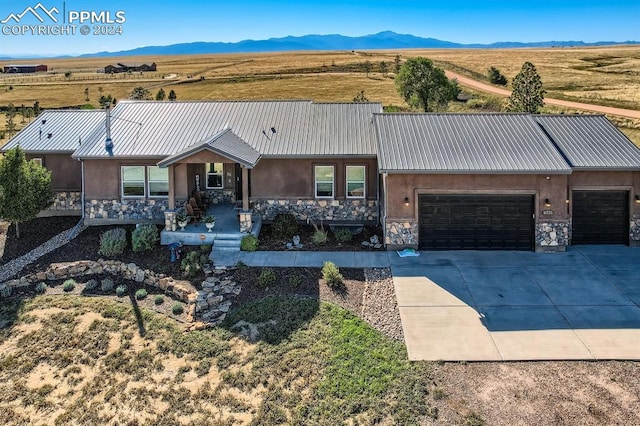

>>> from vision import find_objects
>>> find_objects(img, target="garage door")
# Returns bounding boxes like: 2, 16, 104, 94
419, 194, 534, 250
572, 190, 629, 245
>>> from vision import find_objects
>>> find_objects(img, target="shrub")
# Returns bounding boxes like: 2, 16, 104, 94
85, 279, 99, 291
181, 250, 208, 279
257, 268, 276, 288
101, 278, 115, 292
62, 279, 76, 292
116, 285, 127, 297
172, 302, 184, 315
135, 288, 148, 300
34, 282, 47, 294
154, 295, 164, 305
99, 228, 127, 257
272, 213, 298, 238
289, 275, 302, 288
240, 234, 258, 251
1, 285, 13, 298
488, 66, 508, 86
322, 261, 344, 288
311, 221, 328, 244
333, 227, 353, 242
199, 244, 212, 253
235, 260, 248, 272
132, 224, 159, 252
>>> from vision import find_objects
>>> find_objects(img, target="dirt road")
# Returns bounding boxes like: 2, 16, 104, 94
445, 70, 640, 120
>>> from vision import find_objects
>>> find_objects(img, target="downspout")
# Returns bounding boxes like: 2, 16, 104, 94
382, 172, 388, 248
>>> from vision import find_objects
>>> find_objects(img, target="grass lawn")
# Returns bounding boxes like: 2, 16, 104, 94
0, 295, 434, 425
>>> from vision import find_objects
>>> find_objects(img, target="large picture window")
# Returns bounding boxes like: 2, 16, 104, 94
147, 166, 169, 197
121, 166, 145, 197
206, 163, 224, 189
315, 165, 334, 198
346, 165, 365, 198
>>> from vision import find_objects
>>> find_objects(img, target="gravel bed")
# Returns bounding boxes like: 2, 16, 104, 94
362, 267, 404, 341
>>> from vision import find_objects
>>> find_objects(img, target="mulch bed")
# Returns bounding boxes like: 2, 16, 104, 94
257, 224, 384, 251
0, 217, 80, 265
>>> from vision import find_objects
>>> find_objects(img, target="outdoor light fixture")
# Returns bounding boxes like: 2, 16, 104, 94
404, 197, 410, 206
636, 194, 640, 204
544, 198, 551, 207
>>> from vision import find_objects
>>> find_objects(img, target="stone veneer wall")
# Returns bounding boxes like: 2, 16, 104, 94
631, 218, 640, 242
253, 199, 378, 222
205, 189, 235, 204
85, 199, 169, 221
49, 191, 82, 211
536, 222, 571, 248
384, 220, 419, 247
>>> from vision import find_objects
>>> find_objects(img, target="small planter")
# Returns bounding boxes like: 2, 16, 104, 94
203, 215, 216, 232
178, 220, 189, 231
205, 222, 215, 232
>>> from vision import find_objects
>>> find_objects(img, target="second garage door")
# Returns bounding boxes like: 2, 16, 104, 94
572, 190, 629, 245
419, 194, 535, 251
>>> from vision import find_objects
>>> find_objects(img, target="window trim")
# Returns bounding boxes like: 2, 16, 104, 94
121, 165, 146, 198
346, 165, 366, 199
146, 165, 169, 198
31, 158, 43, 167
205, 162, 224, 190
314, 165, 335, 199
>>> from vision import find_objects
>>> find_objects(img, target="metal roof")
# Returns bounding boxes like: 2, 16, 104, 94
374, 113, 572, 174
1, 110, 105, 153
72, 100, 382, 159
534, 115, 640, 170
157, 128, 261, 168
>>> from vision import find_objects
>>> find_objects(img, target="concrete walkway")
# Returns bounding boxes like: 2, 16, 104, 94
391, 246, 640, 361
213, 250, 391, 268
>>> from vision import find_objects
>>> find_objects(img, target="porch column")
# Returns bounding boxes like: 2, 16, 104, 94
242, 166, 249, 211
168, 164, 175, 210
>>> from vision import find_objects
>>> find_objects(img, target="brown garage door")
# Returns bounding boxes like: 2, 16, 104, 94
419, 194, 534, 250
572, 190, 629, 245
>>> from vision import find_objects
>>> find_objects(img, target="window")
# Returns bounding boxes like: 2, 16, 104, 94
346, 165, 365, 198
206, 163, 223, 189
315, 165, 334, 198
32, 158, 43, 167
121, 166, 145, 197
147, 166, 169, 197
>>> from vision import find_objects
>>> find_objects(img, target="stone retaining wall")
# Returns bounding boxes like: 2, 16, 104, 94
85, 199, 169, 221
253, 199, 378, 222
384, 220, 418, 248
50, 191, 82, 211
536, 221, 571, 249
631, 219, 640, 242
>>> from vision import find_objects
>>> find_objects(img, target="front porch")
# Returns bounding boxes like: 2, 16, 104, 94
160, 203, 262, 248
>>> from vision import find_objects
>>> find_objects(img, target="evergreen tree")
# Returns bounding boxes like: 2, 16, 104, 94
168, 90, 177, 101
395, 57, 459, 112
156, 88, 166, 101
507, 62, 545, 113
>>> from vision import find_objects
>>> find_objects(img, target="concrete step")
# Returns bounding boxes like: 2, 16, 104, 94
214, 238, 242, 248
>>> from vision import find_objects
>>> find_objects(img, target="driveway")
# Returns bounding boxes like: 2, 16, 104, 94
391, 246, 640, 361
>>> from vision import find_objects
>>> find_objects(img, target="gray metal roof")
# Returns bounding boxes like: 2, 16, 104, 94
1, 110, 105, 153
375, 113, 572, 174
157, 128, 261, 168
72, 100, 382, 159
534, 115, 640, 170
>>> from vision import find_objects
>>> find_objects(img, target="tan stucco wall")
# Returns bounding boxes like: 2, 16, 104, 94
250, 158, 378, 199
27, 153, 81, 191
569, 170, 640, 217
83, 158, 165, 199
386, 173, 569, 221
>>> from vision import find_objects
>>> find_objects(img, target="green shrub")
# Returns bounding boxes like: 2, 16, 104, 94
62, 279, 76, 292
289, 275, 302, 288
180, 250, 208, 279
322, 261, 343, 288
135, 288, 148, 300
34, 282, 47, 294
199, 244, 212, 253
240, 234, 258, 251
272, 213, 298, 238
311, 221, 328, 244
154, 295, 164, 305
98, 228, 127, 257
116, 285, 127, 297
333, 227, 353, 242
101, 278, 115, 292
85, 279, 98, 291
257, 268, 276, 288
172, 302, 184, 315
132, 224, 159, 252
1, 285, 13, 298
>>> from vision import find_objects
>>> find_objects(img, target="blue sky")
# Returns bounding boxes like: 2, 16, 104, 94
1, 0, 638, 56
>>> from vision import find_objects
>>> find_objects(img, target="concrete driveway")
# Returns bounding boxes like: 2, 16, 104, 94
391, 246, 640, 361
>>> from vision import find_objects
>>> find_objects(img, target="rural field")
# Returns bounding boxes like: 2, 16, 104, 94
1, 46, 640, 144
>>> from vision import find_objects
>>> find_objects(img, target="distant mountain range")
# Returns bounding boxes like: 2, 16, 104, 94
4, 31, 639, 59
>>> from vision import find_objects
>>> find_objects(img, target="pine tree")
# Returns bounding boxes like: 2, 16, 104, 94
507, 62, 545, 113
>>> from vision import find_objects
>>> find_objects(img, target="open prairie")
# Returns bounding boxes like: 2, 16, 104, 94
1, 46, 640, 144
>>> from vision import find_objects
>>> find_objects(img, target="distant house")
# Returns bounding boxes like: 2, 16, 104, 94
104, 62, 157, 73
3, 64, 47, 73
3, 100, 640, 251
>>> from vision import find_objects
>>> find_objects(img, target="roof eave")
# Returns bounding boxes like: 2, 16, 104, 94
379, 169, 573, 175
